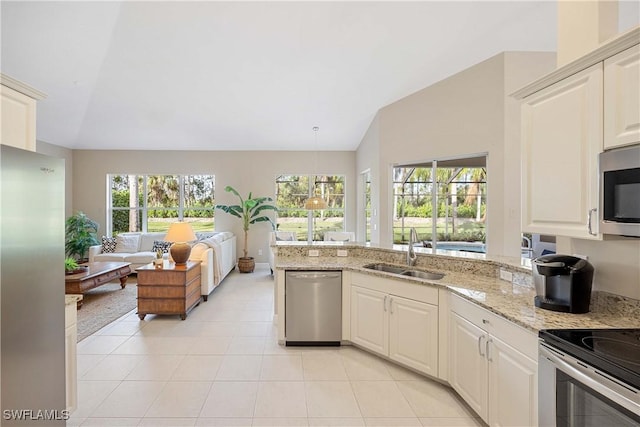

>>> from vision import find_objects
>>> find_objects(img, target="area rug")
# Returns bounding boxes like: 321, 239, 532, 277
76, 277, 138, 342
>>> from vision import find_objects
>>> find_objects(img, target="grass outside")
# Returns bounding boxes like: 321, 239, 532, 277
147, 218, 214, 233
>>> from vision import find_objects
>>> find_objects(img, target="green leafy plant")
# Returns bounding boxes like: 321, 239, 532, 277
65, 211, 100, 261
64, 257, 79, 272
215, 186, 277, 258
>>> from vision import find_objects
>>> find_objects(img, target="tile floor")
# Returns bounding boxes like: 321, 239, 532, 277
71, 265, 484, 427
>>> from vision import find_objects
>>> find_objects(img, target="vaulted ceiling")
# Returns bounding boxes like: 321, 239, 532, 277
1, 1, 564, 151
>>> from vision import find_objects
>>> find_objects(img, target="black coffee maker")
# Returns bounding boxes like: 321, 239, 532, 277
532, 254, 594, 313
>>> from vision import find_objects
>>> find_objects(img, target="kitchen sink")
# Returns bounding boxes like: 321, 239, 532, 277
363, 263, 407, 274
400, 270, 445, 280
362, 263, 444, 280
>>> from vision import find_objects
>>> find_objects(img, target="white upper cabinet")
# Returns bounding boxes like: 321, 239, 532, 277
0, 75, 46, 152
521, 64, 603, 239
604, 44, 640, 149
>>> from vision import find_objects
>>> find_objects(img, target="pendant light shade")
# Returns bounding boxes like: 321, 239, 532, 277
304, 196, 327, 210
305, 126, 327, 211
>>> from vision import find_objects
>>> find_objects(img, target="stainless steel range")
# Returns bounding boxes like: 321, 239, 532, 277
538, 329, 640, 426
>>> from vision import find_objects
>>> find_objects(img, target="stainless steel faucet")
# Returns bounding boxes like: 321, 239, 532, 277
407, 227, 418, 266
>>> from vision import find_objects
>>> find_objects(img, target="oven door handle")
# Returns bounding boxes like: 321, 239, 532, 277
540, 344, 640, 415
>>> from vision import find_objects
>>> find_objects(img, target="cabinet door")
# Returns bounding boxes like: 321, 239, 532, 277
604, 44, 640, 149
521, 63, 602, 239
0, 85, 37, 151
350, 285, 388, 355
389, 296, 438, 376
449, 313, 488, 422
488, 337, 537, 427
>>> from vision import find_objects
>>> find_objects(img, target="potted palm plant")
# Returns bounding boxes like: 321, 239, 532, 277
65, 211, 100, 262
215, 186, 277, 273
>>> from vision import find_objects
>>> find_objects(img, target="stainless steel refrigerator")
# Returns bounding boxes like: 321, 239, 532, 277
1, 145, 66, 425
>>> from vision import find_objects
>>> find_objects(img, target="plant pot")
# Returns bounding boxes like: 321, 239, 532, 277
237, 257, 255, 273
65, 266, 88, 275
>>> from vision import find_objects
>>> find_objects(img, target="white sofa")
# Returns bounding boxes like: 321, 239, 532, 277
89, 231, 237, 300
324, 231, 356, 242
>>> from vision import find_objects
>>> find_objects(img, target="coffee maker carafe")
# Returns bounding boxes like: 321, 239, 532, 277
533, 254, 594, 313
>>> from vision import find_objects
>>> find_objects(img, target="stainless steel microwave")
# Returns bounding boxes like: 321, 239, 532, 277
599, 145, 640, 237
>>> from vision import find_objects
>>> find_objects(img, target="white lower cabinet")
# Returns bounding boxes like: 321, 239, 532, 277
64, 301, 78, 414
350, 273, 438, 377
450, 295, 537, 427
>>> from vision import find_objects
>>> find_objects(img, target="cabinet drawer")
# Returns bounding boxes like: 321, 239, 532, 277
351, 272, 438, 305
138, 285, 188, 298
450, 293, 537, 360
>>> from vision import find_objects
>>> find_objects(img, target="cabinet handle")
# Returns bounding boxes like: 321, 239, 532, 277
486, 338, 493, 362
478, 335, 486, 357
390, 297, 394, 314
588, 208, 597, 236
383, 295, 387, 312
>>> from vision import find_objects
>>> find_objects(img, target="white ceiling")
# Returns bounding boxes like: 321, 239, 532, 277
0, 1, 563, 151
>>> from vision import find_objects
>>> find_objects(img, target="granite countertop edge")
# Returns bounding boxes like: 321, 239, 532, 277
276, 256, 640, 334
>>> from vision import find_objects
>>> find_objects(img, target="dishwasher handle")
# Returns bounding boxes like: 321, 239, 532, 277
287, 271, 341, 280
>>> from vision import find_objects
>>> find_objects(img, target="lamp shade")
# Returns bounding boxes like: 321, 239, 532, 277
165, 222, 197, 265
304, 196, 327, 210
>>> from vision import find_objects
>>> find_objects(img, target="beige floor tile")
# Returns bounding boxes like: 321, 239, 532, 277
77, 335, 129, 355
80, 418, 140, 426
90, 381, 166, 418
96, 320, 146, 336
216, 355, 262, 380
203, 309, 243, 322
385, 363, 427, 381
305, 381, 361, 418
124, 354, 184, 380
76, 354, 106, 377
239, 309, 274, 322
197, 321, 239, 337
135, 319, 203, 337
171, 355, 223, 381
139, 418, 196, 426
308, 418, 365, 426
252, 417, 309, 426
419, 418, 485, 427
227, 336, 266, 354
112, 336, 197, 355
199, 381, 258, 418
194, 418, 252, 426
364, 418, 422, 426
189, 336, 232, 355
263, 339, 305, 355
81, 354, 143, 380
260, 355, 304, 380
396, 381, 475, 418
145, 381, 212, 418
302, 353, 348, 380
254, 382, 307, 418
235, 322, 271, 337
71, 380, 120, 419
340, 350, 393, 381
350, 381, 415, 418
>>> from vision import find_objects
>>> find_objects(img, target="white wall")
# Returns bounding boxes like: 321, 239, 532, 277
357, 52, 556, 256
356, 113, 380, 243
72, 150, 356, 263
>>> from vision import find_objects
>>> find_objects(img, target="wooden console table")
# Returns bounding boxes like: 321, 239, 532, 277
65, 262, 131, 309
136, 261, 201, 320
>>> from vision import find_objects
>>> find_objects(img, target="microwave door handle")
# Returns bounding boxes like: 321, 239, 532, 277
588, 208, 597, 236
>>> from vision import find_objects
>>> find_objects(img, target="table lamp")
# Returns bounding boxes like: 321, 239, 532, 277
165, 222, 196, 265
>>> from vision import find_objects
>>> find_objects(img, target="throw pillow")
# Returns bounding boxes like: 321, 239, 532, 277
329, 238, 350, 242
275, 233, 295, 241
115, 234, 140, 253
101, 236, 117, 253
152, 240, 172, 254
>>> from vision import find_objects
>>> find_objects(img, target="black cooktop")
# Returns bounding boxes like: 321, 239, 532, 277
539, 328, 640, 390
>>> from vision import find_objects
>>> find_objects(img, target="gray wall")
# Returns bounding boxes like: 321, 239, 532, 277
72, 150, 356, 263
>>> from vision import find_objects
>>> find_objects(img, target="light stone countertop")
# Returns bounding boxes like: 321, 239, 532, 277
276, 254, 640, 333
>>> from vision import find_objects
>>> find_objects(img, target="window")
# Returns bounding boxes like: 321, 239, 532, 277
393, 156, 486, 252
108, 174, 214, 235
275, 174, 345, 241
362, 170, 372, 243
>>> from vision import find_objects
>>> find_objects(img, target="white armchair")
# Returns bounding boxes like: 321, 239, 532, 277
323, 231, 356, 242
268, 231, 297, 275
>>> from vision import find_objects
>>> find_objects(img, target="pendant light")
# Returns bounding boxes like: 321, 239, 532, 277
304, 126, 327, 210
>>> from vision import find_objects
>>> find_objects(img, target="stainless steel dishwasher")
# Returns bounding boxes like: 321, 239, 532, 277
285, 270, 342, 346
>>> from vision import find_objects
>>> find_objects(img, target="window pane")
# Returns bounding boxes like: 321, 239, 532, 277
111, 209, 142, 235
147, 175, 179, 208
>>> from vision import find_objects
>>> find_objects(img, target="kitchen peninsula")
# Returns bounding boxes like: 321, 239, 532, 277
273, 241, 640, 426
